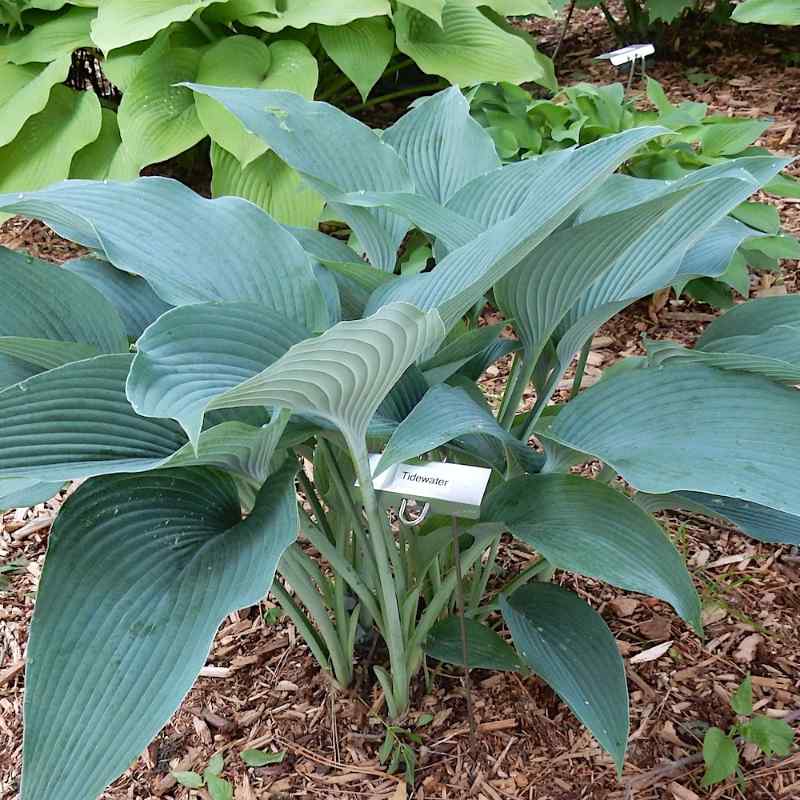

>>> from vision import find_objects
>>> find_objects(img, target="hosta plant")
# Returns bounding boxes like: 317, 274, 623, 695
0, 0, 556, 224
470, 76, 800, 307
2, 87, 800, 798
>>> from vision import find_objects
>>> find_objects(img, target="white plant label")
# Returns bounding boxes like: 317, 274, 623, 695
364, 455, 492, 519
596, 43, 655, 66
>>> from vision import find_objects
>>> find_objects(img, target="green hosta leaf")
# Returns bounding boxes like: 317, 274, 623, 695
375, 383, 528, 475
210, 144, 324, 228
0, 57, 71, 147
765, 173, 800, 198
117, 45, 205, 170
0, 178, 328, 329
208, 303, 445, 451
394, 1, 545, 86
236, 0, 391, 31
702, 728, 739, 787
21, 463, 298, 800
69, 107, 140, 182
63, 256, 172, 340
206, 774, 233, 800
0, 477, 63, 512
426, 617, 523, 670
188, 85, 413, 270
196, 38, 317, 167
0, 246, 128, 355
127, 302, 309, 443
0, 6, 94, 64
648, 0, 692, 22
484, 474, 701, 632
501, 583, 628, 773
0, 355, 187, 482
102, 39, 156, 92
741, 716, 794, 756
0, 87, 102, 201
732, 201, 780, 233
240, 749, 285, 767
90, 0, 226, 52
400, 0, 444, 23
635, 491, 800, 546
369, 126, 667, 326
383, 87, 500, 205
698, 117, 772, 157
318, 17, 394, 102
545, 364, 800, 517
173, 772, 204, 789
731, 0, 800, 24
731, 675, 753, 716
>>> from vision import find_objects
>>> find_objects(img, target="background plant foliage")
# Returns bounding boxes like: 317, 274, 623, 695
2, 85, 799, 798
470, 77, 800, 307
0, 0, 556, 225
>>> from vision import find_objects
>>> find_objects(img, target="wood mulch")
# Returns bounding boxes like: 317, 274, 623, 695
1, 14, 799, 799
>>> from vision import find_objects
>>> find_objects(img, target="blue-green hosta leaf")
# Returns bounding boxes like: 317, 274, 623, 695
494, 186, 694, 362
127, 302, 310, 443
0, 57, 71, 147
0, 355, 187, 481
382, 87, 500, 204
420, 322, 503, 383
0, 178, 328, 330
673, 215, 767, 286
164, 414, 290, 483
544, 364, 800, 517
731, 0, 800, 24
0, 87, 102, 202
484, 474, 701, 632
0, 338, 101, 370
635, 491, 800, 546
207, 303, 445, 451
0, 6, 94, 64
394, 1, 545, 86
21, 463, 298, 800
196, 37, 318, 167
0, 246, 128, 354
697, 294, 800, 346
426, 617, 523, 671
210, 144, 324, 228
117, 44, 205, 170
0, 356, 38, 391
0, 477, 63, 512
186, 85, 413, 270
63, 256, 172, 340
368, 126, 668, 326
374, 383, 529, 475
501, 583, 629, 773
318, 17, 394, 102
90, 0, 227, 52
646, 327, 800, 384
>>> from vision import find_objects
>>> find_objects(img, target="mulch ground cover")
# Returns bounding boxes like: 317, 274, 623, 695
1, 12, 799, 798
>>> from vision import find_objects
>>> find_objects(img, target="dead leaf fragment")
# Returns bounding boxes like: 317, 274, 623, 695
630, 640, 674, 664
734, 633, 762, 664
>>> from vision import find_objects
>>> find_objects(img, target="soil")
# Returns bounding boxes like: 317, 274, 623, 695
1, 11, 800, 799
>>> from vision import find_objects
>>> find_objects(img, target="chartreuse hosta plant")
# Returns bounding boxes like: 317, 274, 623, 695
2, 87, 799, 798
0, 0, 556, 224
469, 77, 800, 307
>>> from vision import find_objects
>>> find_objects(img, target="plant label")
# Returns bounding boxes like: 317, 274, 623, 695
364, 455, 492, 519
596, 44, 654, 66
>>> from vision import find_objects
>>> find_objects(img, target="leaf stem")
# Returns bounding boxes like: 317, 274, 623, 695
352, 443, 409, 716
345, 81, 447, 113
570, 338, 592, 400
452, 517, 477, 747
